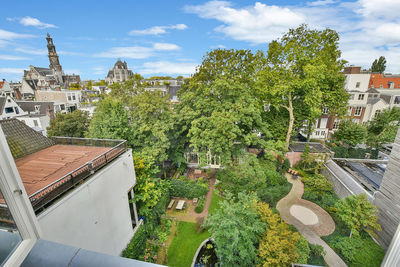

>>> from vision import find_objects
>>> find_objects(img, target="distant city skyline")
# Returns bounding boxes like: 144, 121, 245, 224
1, 0, 399, 81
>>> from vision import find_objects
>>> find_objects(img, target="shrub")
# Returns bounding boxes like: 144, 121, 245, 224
195, 197, 206, 213
296, 235, 310, 264
283, 158, 291, 171
169, 179, 209, 199
121, 226, 147, 259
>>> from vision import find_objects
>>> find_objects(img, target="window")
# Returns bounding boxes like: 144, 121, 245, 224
356, 82, 360, 88
358, 94, 365, 100
60, 104, 65, 110
315, 131, 320, 136
33, 120, 38, 127
34, 105, 40, 113
14, 107, 19, 114
5, 107, 13, 114
321, 131, 326, 136
348, 107, 352, 115
333, 119, 340, 129
354, 107, 362, 116
375, 110, 381, 118
127, 190, 137, 228
388, 82, 394, 89
67, 95, 72, 101
394, 96, 400, 105
72, 95, 76, 101
322, 107, 329, 114
380, 84, 383, 89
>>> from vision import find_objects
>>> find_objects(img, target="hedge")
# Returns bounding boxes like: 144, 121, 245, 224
169, 179, 208, 199
194, 197, 206, 213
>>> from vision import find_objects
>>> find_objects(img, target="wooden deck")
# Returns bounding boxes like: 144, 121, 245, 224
15, 145, 109, 197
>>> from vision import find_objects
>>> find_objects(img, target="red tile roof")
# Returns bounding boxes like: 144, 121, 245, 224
369, 73, 400, 89
0, 81, 4, 89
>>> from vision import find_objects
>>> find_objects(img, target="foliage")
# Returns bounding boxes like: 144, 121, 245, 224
300, 172, 339, 211
169, 179, 209, 199
208, 190, 223, 216
333, 120, 367, 147
176, 49, 273, 162
308, 244, 326, 266
328, 234, 384, 266
204, 192, 265, 266
367, 107, 400, 149
195, 196, 206, 213
167, 222, 210, 267
370, 56, 387, 73
47, 110, 90, 138
216, 153, 291, 207
257, 202, 300, 266
132, 156, 164, 216
87, 96, 133, 144
257, 24, 348, 149
283, 158, 291, 172
335, 194, 381, 238
69, 82, 81, 90
295, 235, 310, 264
121, 225, 147, 259
329, 145, 378, 159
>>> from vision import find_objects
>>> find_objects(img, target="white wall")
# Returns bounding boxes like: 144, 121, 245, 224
37, 150, 136, 256
344, 73, 371, 92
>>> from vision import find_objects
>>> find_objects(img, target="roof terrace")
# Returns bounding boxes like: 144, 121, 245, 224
0, 119, 127, 214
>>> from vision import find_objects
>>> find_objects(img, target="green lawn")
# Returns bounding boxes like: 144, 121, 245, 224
167, 221, 210, 267
208, 190, 223, 216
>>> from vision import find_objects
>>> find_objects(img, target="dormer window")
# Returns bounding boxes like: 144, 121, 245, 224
356, 82, 360, 88
358, 94, 365, 100
34, 105, 40, 113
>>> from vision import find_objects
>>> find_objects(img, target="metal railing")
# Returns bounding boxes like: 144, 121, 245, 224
29, 137, 127, 213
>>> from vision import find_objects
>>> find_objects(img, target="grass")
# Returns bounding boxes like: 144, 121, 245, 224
167, 221, 210, 267
208, 190, 224, 216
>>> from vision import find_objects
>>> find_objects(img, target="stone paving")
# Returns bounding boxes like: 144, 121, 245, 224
277, 174, 347, 267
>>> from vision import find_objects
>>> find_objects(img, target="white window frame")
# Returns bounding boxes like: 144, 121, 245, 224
358, 94, 364, 100
0, 127, 41, 266
354, 106, 362, 116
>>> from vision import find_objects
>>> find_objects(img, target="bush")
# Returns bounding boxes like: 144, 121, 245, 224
195, 197, 206, 213
301, 173, 339, 211
329, 235, 384, 266
170, 179, 209, 199
308, 244, 325, 266
259, 184, 292, 207
283, 158, 291, 171
121, 226, 147, 259
296, 235, 310, 264
330, 146, 378, 159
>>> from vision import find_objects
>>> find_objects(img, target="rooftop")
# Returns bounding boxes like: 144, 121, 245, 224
289, 142, 332, 153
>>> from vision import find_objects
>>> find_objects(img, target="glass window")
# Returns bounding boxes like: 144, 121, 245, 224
356, 82, 360, 88
322, 107, 329, 114
315, 131, 320, 136
358, 94, 364, 100
14, 107, 19, 115
0, 190, 22, 265
354, 107, 362, 116
33, 120, 38, 127
333, 119, 340, 129
394, 96, 400, 105
5, 107, 13, 114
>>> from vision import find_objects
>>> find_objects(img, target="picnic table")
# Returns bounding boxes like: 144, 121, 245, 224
175, 200, 186, 210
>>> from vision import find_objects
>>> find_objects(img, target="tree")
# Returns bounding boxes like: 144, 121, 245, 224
335, 194, 381, 238
367, 108, 400, 149
258, 24, 348, 149
333, 120, 367, 147
371, 56, 386, 73
177, 49, 272, 162
69, 82, 82, 90
86, 96, 133, 143
204, 192, 265, 266
129, 89, 174, 164
47, 110, 90, 137
87, 80, 93, 90
257, 202, 300, 266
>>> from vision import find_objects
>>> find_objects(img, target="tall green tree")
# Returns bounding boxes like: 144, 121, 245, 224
47, 110, 90, 137
177, 49, 272, 162
257, 24, 348, 149
86, 96, 133, 143
367, 108, 400, 149
336, 194, 381, 238
204, 192, 265, 266
371, 56, 387, 73
333, 120, 367, 147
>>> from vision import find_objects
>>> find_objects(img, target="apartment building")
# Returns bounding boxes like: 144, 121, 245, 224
0, 119, 140, 256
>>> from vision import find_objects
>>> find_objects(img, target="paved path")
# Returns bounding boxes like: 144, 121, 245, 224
277, 174, 347, 267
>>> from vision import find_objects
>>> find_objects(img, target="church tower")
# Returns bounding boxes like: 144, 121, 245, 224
46, 33, 62, 71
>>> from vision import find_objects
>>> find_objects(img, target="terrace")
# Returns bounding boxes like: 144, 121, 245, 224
0, 119, 127, 217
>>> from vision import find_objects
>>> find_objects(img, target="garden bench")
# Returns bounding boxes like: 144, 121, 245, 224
193, 198, 199, 204
167, 199, 175, 209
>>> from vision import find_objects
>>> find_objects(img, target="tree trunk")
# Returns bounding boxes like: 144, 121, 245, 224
285, 93, 294, 150
349, 229, 353, 238
306, 120, 313, 142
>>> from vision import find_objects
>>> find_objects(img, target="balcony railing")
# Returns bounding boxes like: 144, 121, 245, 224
29, 137, 127, 213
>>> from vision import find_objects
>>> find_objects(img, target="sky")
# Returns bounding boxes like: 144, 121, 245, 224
1, 0, 400, 81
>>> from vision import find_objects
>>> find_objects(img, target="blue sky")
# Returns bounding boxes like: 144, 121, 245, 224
1, 0, 399, 81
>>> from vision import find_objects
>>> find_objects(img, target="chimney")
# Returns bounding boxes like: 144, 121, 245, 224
343, 66, 361, 74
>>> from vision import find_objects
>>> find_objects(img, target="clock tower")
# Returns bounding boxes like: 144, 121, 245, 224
46, 33, 62, 71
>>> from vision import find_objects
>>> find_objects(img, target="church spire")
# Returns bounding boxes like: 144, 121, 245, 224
46, 33, 62, 71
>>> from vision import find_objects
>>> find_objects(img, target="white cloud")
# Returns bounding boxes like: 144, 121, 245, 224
15, 47, 47, 55
0, 29, 34, 40
152, 43, 181, 51
129, 24, 188, 35
140, 61, 197, 75
93, 67, 106, 75
357, 0, 399, 19
0, 54, 30, 60
0, 68, 23, 75
94, 43, 181, 59
184, 1, 304, 44
8, 16, 57, 29
307, 0, 337, 7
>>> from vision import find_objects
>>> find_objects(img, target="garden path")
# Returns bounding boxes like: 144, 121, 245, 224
277, 174, 347, 267
166, 178, 216, 223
